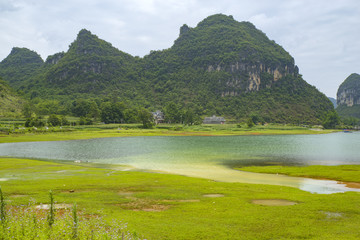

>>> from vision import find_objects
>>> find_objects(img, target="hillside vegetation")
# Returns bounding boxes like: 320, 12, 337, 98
0, 77, 24, 117
0, 14, 333, 124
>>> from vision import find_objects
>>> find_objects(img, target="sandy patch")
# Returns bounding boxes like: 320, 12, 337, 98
203, 194, 224, 198
251, 199, 298, 206
35, 204, 73, 210
0, 178, 9, 181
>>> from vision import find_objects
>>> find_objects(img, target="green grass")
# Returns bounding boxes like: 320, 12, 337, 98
1, 158, 360, 239
238, 165, 360, 183
0, 123, 338, 143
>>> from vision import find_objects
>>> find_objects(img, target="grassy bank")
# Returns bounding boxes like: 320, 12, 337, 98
0, 123, 337, 143
239, 165, 360, 183
1, 158, 360, 239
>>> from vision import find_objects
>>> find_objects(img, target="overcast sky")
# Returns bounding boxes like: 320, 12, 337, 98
0, 0, 359, 98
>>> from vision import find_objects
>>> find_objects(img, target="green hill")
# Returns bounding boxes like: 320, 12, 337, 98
0, 47, 44, 88
0, 14, 333, 124
0, 77, 25, 117
336, 73, 360, 119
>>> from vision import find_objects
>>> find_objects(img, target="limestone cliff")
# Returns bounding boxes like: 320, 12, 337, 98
337, 73, 360, 107
336, 73, 360, 119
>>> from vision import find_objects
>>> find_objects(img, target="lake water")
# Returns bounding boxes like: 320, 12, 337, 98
1, 132, 360, 194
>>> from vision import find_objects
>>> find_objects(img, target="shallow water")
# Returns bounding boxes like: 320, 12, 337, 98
1, 132, 360, 194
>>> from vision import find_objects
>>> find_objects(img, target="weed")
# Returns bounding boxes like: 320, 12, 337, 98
0, 186, 5, 225
47, 190, 55, 227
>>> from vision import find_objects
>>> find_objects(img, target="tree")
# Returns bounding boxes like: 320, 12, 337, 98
183, 108, 201, 125
60, 115, 70, 126
164, 102, 181, 123
22, 103, 35, 118
48, 114, 61, 126
25, 116, 45, 127
322, 111, 340, 129
72, 99, 92, 117
100, 101, 126, 124
138, 108, 154, 129
79, 116, 93, 125
247, 118, 255, 128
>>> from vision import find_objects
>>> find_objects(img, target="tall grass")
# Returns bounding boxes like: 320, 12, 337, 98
0, 186, 5, 225
0, 188, 140, 239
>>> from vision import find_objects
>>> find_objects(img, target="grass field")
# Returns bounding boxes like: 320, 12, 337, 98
1, 158, 360, 239
0, 123, 337, 143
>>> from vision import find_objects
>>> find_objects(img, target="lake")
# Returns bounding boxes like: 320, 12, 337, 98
1, 132, 360, 194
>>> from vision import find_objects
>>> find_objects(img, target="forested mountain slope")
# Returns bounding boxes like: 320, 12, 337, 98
0, 77, 25, 117
0, 14, 333, 124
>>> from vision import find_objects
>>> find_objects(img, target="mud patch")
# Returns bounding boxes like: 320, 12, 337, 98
342, 181, 360, 189
135, 205, 170, 212
119, 198, 170, 212
163, 199, 200, 203
10, 194, 27, 198
35, 204, 72, 210
251, 199, 298, 206
118, 191, 135, 197
203, 194, 224, 198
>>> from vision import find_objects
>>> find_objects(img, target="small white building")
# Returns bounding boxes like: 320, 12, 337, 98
203, 115, 226, 124
152, 110, 165, 124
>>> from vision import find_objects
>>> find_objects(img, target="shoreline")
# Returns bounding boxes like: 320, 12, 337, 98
0, 124, 339, 143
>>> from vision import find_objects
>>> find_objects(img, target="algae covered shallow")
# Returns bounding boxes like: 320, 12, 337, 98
1, 132, 360, 193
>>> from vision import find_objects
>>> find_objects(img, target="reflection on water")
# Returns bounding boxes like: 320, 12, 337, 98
1, 132, 360, 194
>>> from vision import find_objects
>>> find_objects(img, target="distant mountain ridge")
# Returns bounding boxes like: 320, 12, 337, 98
0, 14, 333, 124
328, 97, 337, 108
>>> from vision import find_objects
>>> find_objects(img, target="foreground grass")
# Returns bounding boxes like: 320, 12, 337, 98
1, 158, 360, 239
1, 204, 137, 239
0, 124, 337, 143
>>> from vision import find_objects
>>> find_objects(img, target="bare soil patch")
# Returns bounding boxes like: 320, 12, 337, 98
118, 198, 170, 212
251, 199, 298, 206
118, 191, 135, 197
10, 194, 27, 198
341, 181, 360, 189
35, 203, 73, 210
163, 199, 200, 203
203, 194, 224, 198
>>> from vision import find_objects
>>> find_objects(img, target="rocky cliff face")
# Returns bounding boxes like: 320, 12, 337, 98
337, 73, 360, 107
207, 61, 298, 96
168, 14, 299, 97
